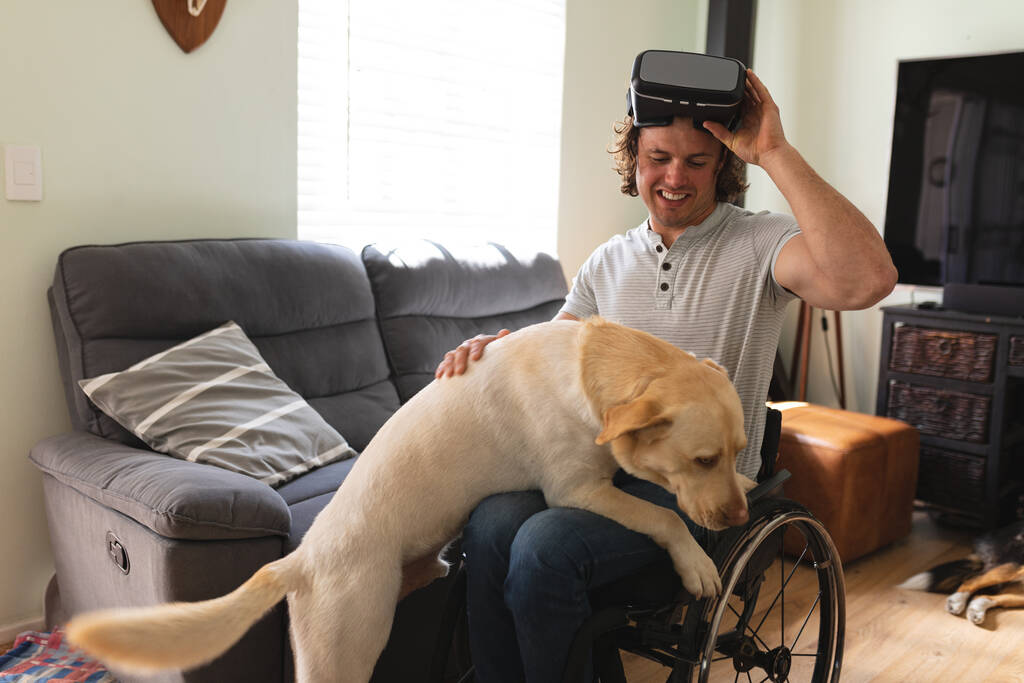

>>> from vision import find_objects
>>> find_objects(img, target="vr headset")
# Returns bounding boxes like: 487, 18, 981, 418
626, 50, 746, 130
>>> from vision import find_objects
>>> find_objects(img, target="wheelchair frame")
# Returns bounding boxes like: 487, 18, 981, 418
565, 471, 846, 682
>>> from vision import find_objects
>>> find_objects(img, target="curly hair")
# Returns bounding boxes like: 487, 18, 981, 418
608, 115, 748, 203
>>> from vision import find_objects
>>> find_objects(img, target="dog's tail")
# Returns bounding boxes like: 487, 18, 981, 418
66, 555, 300, 673
897, 555, 984, 593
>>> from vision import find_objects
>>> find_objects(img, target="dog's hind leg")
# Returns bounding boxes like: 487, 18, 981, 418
289, 567, 402, 683
947, 563, 1024, 615
966, 586, 1024, 625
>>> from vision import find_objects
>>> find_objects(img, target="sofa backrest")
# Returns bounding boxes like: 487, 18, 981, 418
50, 239, 399, 451
362, 241, 568, 402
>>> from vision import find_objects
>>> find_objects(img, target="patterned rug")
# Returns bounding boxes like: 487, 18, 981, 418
0, 629, 115, 682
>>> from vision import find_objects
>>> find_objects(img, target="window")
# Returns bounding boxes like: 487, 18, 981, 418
298, 0, 566, 254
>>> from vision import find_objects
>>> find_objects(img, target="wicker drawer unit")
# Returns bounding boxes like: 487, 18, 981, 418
889, 325, 997, 382
1011, 336, 1024, 367
916, 445, 987, 512
878, 306, 1024, 527
886, 380, 990, 443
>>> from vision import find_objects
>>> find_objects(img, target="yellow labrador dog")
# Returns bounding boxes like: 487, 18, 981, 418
67, 317, 751, 683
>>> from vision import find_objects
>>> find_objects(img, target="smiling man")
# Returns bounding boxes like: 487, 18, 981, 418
436, 68, 896, 682
631, 115, 732, 237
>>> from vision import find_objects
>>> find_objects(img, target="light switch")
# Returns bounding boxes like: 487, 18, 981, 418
14, 160, 35, 185
4, 145, 43, 201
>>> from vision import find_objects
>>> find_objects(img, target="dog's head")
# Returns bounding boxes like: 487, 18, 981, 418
594, 357, 749, 530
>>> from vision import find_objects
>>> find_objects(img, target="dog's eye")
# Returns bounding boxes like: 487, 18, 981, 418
695, 456, 718, 468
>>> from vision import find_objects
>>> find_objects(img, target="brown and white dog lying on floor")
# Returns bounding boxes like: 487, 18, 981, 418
66, 318, 754, 683
899, 518, 1024, 626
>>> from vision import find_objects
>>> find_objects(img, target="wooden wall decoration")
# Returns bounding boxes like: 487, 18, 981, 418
152, 0, 228, 54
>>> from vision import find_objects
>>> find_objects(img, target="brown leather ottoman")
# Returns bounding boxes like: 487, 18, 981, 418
769, 402, 920, 563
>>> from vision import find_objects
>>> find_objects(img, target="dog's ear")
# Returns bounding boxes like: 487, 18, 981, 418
596, 399, 669, 445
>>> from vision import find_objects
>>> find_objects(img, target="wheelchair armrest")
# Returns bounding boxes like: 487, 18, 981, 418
747, 469, 790, 503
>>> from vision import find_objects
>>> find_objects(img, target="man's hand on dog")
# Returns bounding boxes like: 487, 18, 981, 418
435, 329, 510, 378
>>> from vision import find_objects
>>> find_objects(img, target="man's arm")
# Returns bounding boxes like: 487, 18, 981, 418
760, 146, 896, 310
705, 70, 897, 311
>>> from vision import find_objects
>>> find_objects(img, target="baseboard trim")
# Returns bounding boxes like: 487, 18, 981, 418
0, 616, 46, 645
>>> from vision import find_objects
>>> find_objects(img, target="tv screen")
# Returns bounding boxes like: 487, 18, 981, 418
883, 50, 1024, 288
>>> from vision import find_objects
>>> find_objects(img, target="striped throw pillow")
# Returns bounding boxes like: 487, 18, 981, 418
79, 321, 356, 487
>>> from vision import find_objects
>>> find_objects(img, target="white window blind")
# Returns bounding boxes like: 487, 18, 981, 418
298, 0, 566, 254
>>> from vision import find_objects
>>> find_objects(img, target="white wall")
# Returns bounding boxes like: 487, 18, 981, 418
747, 0, 1024, 414
556, 0, 708, 277
0, 1, 296, 636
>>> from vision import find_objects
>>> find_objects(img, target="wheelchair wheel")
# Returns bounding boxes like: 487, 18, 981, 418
680, 498, 845, 683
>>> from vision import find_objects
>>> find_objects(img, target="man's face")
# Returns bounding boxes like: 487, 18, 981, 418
636, 117, 725, 233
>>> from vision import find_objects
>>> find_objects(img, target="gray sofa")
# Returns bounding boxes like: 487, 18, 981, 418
30, 238, 567, 682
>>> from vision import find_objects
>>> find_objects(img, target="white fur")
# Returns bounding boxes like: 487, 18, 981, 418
966, 596, 994, 625
66, 319, 748, 683
896, 571, 934, 591
947, 591, 970, 615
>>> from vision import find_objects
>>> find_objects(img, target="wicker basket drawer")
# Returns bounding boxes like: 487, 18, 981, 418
889, 325, 997, 382
1011, 336, 1024, 367
916, 446, 986, 511
886, 380, 990, 443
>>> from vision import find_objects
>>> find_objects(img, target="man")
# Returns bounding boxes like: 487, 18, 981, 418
434, 69, 896, 682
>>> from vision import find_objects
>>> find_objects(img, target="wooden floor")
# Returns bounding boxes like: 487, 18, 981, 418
624, 510, 1024, 682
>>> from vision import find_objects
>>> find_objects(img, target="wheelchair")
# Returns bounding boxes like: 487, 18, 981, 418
435, 408, 846, 683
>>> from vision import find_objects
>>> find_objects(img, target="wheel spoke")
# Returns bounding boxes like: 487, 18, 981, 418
751, 543, 808, 638
748, 628, 771, 652
790, 590, 822, 651
780, 547, 785, 648
725, 597, 770, 651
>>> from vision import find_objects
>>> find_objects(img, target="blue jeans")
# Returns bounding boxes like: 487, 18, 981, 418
461, 471, 715, 683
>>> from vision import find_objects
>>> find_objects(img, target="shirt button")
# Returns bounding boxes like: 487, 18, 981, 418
655, 245, 663, 253
660, 283, 669, 291
662, 262, 671, 271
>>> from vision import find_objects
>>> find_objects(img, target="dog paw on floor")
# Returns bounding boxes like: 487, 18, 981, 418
899, 519, 1024, 627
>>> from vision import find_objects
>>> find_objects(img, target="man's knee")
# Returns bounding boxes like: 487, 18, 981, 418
463, 490, 546, 563
507, 508, 595, 585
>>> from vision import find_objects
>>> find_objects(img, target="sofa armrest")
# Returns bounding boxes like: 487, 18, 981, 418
30, 432, 291, 541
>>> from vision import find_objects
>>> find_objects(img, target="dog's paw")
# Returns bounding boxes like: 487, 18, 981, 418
946, 591, 970, 615
669, 544, 721, 599
966, 597, 993, 625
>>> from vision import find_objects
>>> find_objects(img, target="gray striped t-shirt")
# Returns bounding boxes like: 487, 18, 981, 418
561, 202, 801, 479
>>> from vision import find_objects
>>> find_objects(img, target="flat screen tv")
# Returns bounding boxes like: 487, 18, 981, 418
883, 50, 1024, 317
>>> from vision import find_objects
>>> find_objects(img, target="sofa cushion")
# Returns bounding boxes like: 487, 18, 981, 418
79, 321, 356, 487
50, 239, 401, 452
362, 241, 568, 401
30, 432, 291, 540
276, 457, 359, 551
